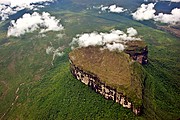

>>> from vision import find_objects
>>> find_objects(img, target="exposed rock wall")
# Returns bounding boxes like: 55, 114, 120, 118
125, 46, 148, 65
69, 59, 141, 115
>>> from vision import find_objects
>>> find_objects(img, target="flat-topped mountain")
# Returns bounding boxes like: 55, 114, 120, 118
69, 40, 147, 115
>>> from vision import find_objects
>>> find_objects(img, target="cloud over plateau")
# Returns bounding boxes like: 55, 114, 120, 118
70, 27, 140, 52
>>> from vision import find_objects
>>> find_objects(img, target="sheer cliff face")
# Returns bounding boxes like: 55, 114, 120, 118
69, 63, 142, 115
69, 41, 147, 115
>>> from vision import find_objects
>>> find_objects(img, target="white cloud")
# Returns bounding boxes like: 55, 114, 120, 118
144, 0, 180, 2
101, 6, 109, 11
0, 4, 17, 20
100, 4, 127, 13
108, 5, 126, 13
0, 0, 54, 7
105, 42, 125, 51
132, 3, 180, 24
100, 32, 121, 43
127, 27, 138, 37
7, 12, 64, 37
154, 8, 180, 24
46, 46, 64, 66
158, 0, 180, 2
0, 0, 55, 21
132, 3, 156, 21
170, 0, 180, 2
70, 28, 141, 52
74, 32, 103, 47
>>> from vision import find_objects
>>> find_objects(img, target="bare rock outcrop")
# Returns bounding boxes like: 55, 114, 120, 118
124, 41, 148, 65
69, 63, 142, 115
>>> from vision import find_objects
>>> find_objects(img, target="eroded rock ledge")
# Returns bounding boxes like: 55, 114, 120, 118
70, 62, 141, 115
124, 41, 148, 65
